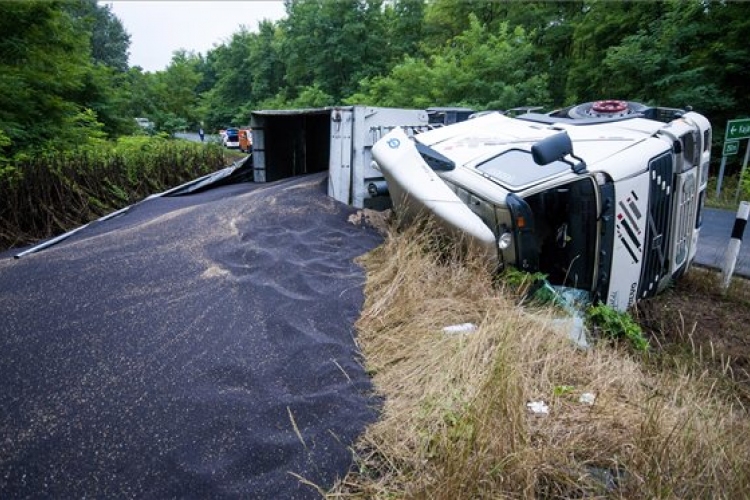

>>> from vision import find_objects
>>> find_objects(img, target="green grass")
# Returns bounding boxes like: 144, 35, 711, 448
706, 173, 749, 210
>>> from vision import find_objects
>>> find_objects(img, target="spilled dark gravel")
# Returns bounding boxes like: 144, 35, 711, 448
0, 173, 383, 498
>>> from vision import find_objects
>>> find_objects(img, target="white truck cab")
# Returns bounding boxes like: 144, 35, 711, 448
373, 101, 712, 311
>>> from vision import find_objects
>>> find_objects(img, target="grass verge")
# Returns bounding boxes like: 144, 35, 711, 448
330, 221, 750, 498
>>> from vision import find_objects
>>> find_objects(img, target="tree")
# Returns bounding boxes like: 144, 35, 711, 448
64, 0, 131, 71
349, 16, 551, 110
245, 20, 286, 106
199, 30, 257, 129
0, 1, 92, 154
487, 1, 583, 107
565, 1, 664, 103
422, 0, 505, 48
601, 1, 730, 112
280, 0, 388, 101
383, 0, 426, 63
151, 50, 203, 131
693, 1, 750, 126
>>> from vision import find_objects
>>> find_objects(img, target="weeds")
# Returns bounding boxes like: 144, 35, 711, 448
331, 222, 750, 498
0, 136, 227, 250
497, 266, 547, 296
706, 173, 749, 210
587, 303, 650, 351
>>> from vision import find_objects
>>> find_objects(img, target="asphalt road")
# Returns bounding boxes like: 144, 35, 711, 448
174, 132, 220, 144
694, 207, 750, 278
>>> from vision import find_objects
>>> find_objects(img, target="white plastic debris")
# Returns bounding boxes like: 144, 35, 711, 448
533, 283, 591, 349
442, 322, 477, 334
579, 393, 596, 405
526, 401, 549, 414
550, 316, 589, 349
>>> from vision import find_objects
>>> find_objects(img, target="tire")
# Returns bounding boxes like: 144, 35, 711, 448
565, 100, 649, 119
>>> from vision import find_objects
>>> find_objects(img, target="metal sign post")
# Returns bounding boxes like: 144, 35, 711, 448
736, 140, 750, 202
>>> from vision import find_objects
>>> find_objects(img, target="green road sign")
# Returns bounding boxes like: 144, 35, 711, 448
723, 140, 740, 156
726, 118, 750, 141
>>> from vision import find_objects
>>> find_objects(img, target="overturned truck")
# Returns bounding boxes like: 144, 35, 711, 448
250, 106, 430, 208
372, 101, 712, 311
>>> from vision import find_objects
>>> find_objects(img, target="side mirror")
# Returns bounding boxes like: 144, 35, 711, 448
532, 132, 588, 174
532, 132, 573, 166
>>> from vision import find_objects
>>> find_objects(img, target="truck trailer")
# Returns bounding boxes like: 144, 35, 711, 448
250, 106, 430, 208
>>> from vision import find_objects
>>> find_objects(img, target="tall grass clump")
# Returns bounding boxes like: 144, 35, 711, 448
0, 136, 227, 250
332, 221, 750, 498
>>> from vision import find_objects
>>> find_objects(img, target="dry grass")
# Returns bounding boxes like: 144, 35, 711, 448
330, 222, 750, 499
636, 267, 750, 406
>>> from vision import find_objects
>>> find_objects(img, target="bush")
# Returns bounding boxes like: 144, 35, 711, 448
0, 136, 226, 250
587, 303, 650, 351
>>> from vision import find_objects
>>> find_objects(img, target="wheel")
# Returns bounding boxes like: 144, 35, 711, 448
565, 100, 648, 119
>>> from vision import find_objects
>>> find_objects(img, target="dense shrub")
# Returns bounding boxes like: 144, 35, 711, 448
0, 136, 226, 251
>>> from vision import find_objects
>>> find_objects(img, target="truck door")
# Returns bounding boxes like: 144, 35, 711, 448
329, 109, 354, 204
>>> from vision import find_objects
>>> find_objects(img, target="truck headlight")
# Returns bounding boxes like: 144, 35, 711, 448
498, 231, 513, 250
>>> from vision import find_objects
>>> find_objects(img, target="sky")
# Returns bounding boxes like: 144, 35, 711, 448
105, 1, 287, 72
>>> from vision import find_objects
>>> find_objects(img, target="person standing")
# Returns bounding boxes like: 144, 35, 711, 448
199, 128, 205, 142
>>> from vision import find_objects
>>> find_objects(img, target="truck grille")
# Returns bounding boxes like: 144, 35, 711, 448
638, 153, 674, 299
672, 172, 697, 269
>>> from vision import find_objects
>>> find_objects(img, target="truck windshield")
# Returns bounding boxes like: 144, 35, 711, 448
476, 149, 569, 190
523, 177, 598, 291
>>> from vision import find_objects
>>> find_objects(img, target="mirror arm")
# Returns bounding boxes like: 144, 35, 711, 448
569, 153, 588, 174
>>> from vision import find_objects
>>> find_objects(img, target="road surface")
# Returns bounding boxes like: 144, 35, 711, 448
174, 132, 220, 143
694, 207, 750, 278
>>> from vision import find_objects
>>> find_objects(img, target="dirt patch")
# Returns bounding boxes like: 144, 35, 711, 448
348, 209, 392, 235
635, 266, 750, 400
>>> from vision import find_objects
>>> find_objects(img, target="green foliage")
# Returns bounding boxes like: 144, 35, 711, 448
587, 303, 650, 352
600, 1, 733, 113
64, 0, 131, 72
153, 51, 203, 129
0, 129, 11, 167
0, 136, 226, 250
384, 0, 425, 63
423, 0, 506, 48
0, 2, 89, 152
565, 1, 662, 104
553, 385, 575, 396
740, 173, 750, 204
289, 84, 335, 108
280, 0, 389, 102
349, 17, 551, 110
84, 0, 750, 164
0, 0, 137, 156
498, 267, 547, 296
199, 30, 258, 129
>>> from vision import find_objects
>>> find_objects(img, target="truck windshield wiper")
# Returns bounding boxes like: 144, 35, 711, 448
415, 142, 455, 172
